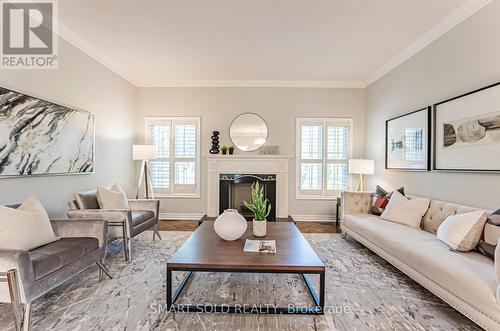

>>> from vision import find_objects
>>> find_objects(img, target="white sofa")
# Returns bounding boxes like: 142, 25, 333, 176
340, 191, 500, 330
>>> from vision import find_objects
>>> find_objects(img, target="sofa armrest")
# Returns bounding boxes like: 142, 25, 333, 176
50, 219, 108, 248
128, 199, 159, 217
341, 191, 372, 218
67, 209, 132, 236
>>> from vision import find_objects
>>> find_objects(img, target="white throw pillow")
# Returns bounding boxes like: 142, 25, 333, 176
380, 191, 430, 228
0, 197, 59, 250
437, 210, 488, 252
97, 183, 129, 209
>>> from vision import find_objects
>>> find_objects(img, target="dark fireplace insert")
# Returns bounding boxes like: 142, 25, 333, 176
219, 174, 277, 221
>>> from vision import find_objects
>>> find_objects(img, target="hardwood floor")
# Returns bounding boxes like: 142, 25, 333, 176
158, 220, 341, 233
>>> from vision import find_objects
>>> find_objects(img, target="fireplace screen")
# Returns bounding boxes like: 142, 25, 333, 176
219, 174, 276, 221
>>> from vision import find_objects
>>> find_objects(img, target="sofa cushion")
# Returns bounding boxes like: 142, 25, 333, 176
422, 200, 483, 234
380, 191, 430, 228
437, 210, 488, 252
131, 210, 155, 227
75, 190, 99, 209
478, 208, 500, 260
343, 214, 497, 321
30, 237, 98, 280
370, 185, 405, 216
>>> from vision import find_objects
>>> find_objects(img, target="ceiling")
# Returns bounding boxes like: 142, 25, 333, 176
57, 0, 490, 87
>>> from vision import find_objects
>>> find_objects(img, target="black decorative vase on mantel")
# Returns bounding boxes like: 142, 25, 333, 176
210, 131, 220, 154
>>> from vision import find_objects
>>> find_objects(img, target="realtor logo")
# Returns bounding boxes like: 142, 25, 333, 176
1, 0, 58, 68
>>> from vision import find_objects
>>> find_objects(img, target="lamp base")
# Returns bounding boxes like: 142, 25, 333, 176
356, 174, 365, 192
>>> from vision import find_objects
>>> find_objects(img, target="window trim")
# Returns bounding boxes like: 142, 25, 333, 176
145, 116, 201, 199
295, 117, 353, 200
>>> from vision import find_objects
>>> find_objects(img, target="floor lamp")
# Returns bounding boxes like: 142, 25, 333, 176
133, 145, 157, 199
348, 159, 374, 192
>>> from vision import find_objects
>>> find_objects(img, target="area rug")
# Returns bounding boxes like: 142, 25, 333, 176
0, 231, 480, 331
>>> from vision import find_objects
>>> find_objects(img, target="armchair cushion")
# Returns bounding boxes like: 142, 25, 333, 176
97, 183, 129, 209
132, 210, 155, 227
75, 189, 99, 209
0, 197, 59, 250
30, 238, 98, 280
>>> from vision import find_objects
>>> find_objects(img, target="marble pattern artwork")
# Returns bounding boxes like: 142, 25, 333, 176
0, 87, 94, 177
0, 231, 481, 331
443, 111, 500, 148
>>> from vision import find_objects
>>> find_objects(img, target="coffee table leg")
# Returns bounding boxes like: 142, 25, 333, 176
319, 271, 325, 313
166, 268, 172, 309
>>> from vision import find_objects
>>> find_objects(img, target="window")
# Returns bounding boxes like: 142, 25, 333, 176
296, 118, 353, 199
146, 117, 200, 197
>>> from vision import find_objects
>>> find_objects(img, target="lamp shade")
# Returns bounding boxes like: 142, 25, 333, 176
133, 145, 157, 160
348, 159, 374, 175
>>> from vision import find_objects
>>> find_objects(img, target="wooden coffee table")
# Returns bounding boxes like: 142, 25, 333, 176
166, 222, 325, 314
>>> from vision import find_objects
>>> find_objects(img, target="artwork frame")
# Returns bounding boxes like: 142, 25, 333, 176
0, 86, 95, 178
385, 107, 431, 171
433, 82, 500, 172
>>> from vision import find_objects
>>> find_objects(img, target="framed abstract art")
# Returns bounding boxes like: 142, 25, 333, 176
0, 87, 95, 178
385, 107, 431, 171
434, 82, 500, 172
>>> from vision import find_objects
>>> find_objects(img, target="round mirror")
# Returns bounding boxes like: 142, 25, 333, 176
230, 113, 268, 152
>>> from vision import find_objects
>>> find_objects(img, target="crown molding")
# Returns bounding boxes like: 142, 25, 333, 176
364, 0, 492, 87
136, 80, 365, 88
57, 22, 138, 86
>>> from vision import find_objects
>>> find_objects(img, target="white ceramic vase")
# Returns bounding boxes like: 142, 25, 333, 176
213, 209, 247, 241
253, 219, 267, 237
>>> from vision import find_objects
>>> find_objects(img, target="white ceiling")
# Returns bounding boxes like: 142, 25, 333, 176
57, 0, 490, 87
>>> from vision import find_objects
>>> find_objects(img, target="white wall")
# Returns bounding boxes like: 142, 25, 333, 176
365, 1, 500, 209
135, 87, 366, 218
0, 37, 136, 217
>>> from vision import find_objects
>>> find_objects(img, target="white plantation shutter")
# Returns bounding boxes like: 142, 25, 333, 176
146, 117, 200, 197
296, 118, 352, 199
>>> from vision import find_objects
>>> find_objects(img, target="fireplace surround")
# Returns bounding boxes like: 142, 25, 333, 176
205, 155, 291, 218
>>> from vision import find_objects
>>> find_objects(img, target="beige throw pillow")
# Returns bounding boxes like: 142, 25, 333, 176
437, 210, 488, 252
0, 197, 59, 250
97, 183, 129, 209
380, 191, 430, 228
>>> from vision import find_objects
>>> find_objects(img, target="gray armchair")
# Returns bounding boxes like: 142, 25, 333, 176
67, 189, 161, 261
0, 216, 110, 331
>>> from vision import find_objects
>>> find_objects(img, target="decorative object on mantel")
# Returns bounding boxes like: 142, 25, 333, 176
348, 159, 374, 191
259, 145, 279, 155
386, 107, 431, 171
0, 87, 95, 177
133, 144, 157, 199
230, 113, 268, 152
213, 209, 247, 241
221, 145, 228, 155
434, 81, 500, 172
243, 181, 271, 237
228, 146, 234, 155
209, 131, 220, 154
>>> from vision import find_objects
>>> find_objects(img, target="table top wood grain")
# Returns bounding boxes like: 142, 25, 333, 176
168, 222, 325, 272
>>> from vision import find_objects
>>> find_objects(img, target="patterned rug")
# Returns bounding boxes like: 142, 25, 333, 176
0, 231, 480, 331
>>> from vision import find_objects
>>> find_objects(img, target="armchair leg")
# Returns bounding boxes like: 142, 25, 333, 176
22, 304, 31, 331
153, 224, 162, 241
6, 270, 30, 331
96, 260, 113, 280
342, 232, 347, 239
122, 222, 131, 262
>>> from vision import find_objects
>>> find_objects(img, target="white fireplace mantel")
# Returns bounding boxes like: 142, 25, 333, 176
205, 154, 292, 218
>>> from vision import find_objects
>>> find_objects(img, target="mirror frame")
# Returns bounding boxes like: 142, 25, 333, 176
229, 112, 268, 152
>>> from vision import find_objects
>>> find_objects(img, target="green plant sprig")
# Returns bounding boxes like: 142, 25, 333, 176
243, 181, 271, 221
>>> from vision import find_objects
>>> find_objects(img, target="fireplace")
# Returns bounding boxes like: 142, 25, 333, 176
219, 174, 277, 221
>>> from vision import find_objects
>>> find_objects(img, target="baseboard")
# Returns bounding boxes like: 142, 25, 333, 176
159, 213, 204, 220
290, 214, 337, 222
